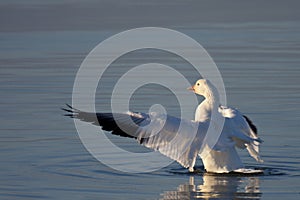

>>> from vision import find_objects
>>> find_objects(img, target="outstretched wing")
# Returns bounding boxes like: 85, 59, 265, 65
63, 104, 148, 139
218, 105, 263, 162
63, 104, 207, 170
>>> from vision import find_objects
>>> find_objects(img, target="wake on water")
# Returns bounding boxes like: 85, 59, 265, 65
167, 165, 286, 176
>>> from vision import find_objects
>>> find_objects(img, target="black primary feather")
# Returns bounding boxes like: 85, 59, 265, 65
243, 115, 258, 135
62, 104, 147, 139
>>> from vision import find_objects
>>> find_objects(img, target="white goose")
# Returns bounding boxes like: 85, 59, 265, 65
188, 79, 263, 173
63, 79, 263, 173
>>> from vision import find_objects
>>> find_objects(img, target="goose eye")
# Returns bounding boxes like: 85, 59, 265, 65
197, 83, 200, 86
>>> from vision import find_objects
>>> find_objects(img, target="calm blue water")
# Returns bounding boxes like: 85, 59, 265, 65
1, 21, 300, 199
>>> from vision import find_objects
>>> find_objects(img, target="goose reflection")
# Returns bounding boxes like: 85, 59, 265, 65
160, 174, 261, 199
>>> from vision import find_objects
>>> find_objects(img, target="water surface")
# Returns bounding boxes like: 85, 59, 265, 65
1, 21, 300, 199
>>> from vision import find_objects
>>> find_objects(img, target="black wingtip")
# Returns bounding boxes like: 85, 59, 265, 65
64, 114, 74, 117
61, 104, 79, 118
65, 103, 80, 111
61, 107, 73, 113
243, 115, 258, 135
66, 103, 72, 109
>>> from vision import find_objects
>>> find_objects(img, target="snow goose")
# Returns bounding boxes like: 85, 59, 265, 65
63, 79, 263, 173
188, 79, 263, 173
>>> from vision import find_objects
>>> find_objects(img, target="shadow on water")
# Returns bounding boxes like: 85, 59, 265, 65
159, 166, 286, 200
168, 166, 287, 177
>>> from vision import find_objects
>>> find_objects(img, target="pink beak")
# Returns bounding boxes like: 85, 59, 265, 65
187, 86, 195, 92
